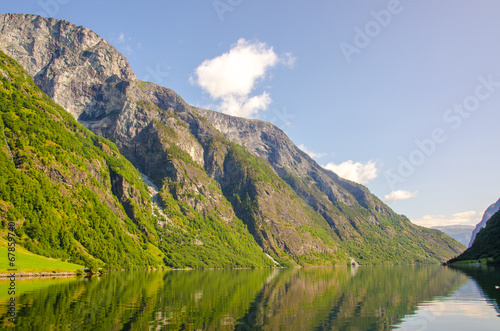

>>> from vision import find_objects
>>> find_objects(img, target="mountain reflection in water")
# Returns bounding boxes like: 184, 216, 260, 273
2, 265, 497, 330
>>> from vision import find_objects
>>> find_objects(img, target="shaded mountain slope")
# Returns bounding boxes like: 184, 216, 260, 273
0, 13, 464, 266
469, 197, 500, 247
448, 210, 500, 264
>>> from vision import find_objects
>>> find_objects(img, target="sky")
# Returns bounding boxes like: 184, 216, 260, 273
2, 0, 500, 228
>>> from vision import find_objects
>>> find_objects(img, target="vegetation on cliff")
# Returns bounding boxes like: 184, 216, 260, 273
447, 210, 500, 264
0, 51, 272, 269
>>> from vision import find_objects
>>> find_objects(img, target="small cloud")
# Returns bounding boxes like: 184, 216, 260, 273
452, 211, 478, 220
298, 144, 326, 159
112, 33, 135, 55
117, 33, 126, 44
323, 160, 379, 184
384, 190, 418, 204
412, 211, 480, 228
191, 38, 295, 118
280, 52, 297, 68
122, 45, 132, 55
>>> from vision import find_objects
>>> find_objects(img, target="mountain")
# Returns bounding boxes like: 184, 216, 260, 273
0, 13, 465, 267
469, 197, 500, 247
0, 50, 161, 269
431, 225, 474, 246
0, 50, 271, 269
447, 210, 500, 264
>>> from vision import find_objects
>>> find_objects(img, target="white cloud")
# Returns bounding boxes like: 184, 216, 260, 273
122, 45, 132, 55
117, 33, 126, 44
298, 144, 326, 159
191, 38, 293, 118
323, 160, 379, 184
412, 211, 480, 228
280, 52, 297, 68
399, 300, 498, 328
113, 33, 135, 55
218, 92, 272, 118
385, 190, 418, 204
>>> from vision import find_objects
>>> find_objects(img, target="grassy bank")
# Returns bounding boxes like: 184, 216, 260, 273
446, 257, 494, 265
0, 233, 84, 273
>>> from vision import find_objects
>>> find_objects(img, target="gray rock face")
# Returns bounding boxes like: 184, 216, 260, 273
469, 198, 500, 247
0, 13, 465, 264
194, 107, 393, 217
0, 14, 135, 120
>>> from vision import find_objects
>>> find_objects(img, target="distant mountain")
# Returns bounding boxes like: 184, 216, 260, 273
448, 210, 500, 264
431, 225, 474, 246
469, 198, 500, 247
0, 13, 465, 267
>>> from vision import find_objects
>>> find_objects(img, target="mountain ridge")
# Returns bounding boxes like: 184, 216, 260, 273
469, 197, 500, 247
0, 13, 465, 267
448, 209, 500, 264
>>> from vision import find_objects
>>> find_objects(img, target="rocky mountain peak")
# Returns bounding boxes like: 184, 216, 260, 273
469, 197, 500, 247
0, 13, 135, 119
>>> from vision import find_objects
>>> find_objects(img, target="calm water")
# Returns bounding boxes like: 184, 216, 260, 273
0, 265, 499, 330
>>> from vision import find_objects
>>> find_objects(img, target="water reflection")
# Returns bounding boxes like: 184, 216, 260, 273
396, 266, 500, 330
449, 265, 500, 314
236, 265, 467, 330
0, 265, 481, 330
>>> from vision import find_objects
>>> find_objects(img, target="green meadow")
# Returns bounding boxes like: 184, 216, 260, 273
0, 232, 84, 273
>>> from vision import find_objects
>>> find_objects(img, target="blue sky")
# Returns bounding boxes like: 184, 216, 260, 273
3, 0, 500, 227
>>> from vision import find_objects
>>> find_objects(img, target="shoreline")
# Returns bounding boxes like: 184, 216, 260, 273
0, 271, 79, 278
0, 263, 453, 278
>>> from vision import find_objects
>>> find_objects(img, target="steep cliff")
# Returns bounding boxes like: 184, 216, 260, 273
0, 50, 160, 268
469, 197, 500, 247
0, 13, 465, 266
448, 209, 500, 264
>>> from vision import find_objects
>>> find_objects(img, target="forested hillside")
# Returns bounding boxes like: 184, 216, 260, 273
0, 50, 272, 269
448, 210, 500, 264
